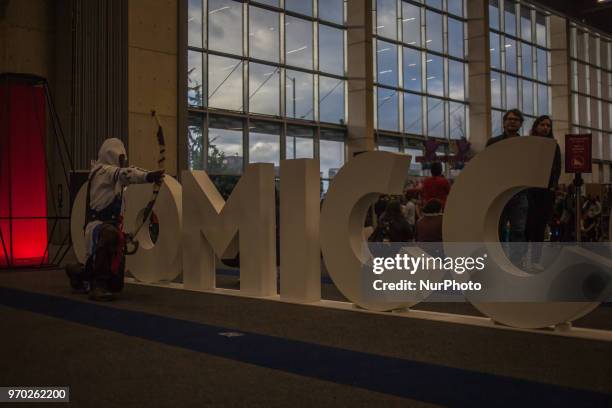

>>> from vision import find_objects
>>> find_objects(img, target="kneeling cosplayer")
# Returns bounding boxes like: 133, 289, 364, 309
66, 138, 164, 301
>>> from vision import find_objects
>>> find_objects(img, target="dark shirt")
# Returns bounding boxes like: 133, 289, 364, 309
486, 132, 517, 147
416, 214, 443, 242
385, 216, 414, 242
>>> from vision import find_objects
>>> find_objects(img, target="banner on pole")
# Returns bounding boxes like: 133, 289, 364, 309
565, 134, 592, 173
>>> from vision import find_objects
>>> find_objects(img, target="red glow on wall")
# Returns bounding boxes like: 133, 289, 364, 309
0, 83, 48, 267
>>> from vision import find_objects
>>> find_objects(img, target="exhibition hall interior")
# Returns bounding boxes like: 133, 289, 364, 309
1, 0, 612, 406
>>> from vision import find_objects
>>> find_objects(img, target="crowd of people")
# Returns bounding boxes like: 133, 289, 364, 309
367, 162, 448, 245
368, 110, 611, 257
550, 187, 609, 242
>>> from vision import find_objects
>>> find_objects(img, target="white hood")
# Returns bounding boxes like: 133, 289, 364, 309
95, 138, 126, 168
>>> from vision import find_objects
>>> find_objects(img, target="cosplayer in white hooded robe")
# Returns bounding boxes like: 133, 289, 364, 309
84, 138, 150, 258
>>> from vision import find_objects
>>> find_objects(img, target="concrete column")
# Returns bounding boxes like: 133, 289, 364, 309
549, 15, 572, 184
466, 0, 490, 152
346, 0, 375, 157
600, 41, 611, 163
0, 0, 52, 77
128, 0, 178, 175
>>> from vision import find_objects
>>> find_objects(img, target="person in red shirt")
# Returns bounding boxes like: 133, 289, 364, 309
421, 161, 450, 209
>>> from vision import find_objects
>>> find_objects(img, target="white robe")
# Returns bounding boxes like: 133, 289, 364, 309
84, 138, 149, 258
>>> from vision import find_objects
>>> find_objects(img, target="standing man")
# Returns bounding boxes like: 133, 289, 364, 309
420, 162, 451, 209
486, 109, 528, 266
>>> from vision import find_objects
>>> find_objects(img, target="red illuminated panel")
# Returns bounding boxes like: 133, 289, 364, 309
0, 83, 48, 267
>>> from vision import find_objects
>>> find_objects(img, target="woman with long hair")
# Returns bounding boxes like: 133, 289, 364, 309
526, 115, 562, 269
369, 198, 414, 242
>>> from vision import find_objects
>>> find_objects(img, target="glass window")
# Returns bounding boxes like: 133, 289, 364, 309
249, 63, 280, 116
377, 136, 401, 152
426, 54, 444, 97
522, 80, 534, 115
589, 35, 598, 66
286, 70, 313, 120
208, 55, 243, 111
538, 84, 548, 115
285, 16, 313, 69
319, 24, 344, 76
504, 0, 517, 36
402, 2, 421, 46
208, 116, 244, 175
506, 75, 518, 109
377, 88, 399, 131
449, 60, 465, 100
208, 0, 243, 56
376, 0, 397, 40
592, 98, 601, 129
536, 48, 547, 82
425, 11, 443, 53
521, 42, 532, 78
285, 0, 312, 16
404, 92, 423, 135
188, 0, 203, 48
253, 0, 279, 6
405, 146, 423, 175
249, 121, 280, 166
536, 12, 546, 47
447, 0, 463, 18
319, 76, 345, 124
188, 113, 204, 170
504, 37, 517, 74
378, 144, 400, 153
403, 47, 421, 92
427, 97, 445, 137
249, 6, 279, 62
570, 60, 578, 91
520, 6, 532, 42
490, 32, 501, 69
576, 30, 587, 62
489, 0, 500, 30
373, 1, 468, 138
449, 102, 466, 139
286, 125, 314, 159
448, 18, 464, 59
578, 95, 589, 125
595, 132, 603, 160
593, 67, 601, 98
522, 116, 534, 136
319, 129, 345, 180
377, 40, 398, 87
491, 71, 502, 108
426, 0, 442, 10
569, 26, 577, 59
579, 61, 587, 94
188, 50, 204, 107
491, 110, 503, 135
319, 0, 343, 25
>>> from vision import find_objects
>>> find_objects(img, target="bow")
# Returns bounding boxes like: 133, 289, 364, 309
125, 110, 166, 255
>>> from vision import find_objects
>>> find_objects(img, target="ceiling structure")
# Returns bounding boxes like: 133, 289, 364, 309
535, 0, 612, 36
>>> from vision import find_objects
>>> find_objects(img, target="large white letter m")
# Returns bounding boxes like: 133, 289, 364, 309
182, 164, 277, 296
